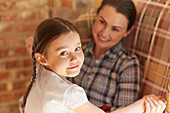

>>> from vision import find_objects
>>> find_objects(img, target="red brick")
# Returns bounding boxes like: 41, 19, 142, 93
15, 47, 28, 56
1, 12, 18, 21
0, 104, 9, 113
0, 61, 2, 72
2, 36, 22, 48
17, 70, 33, 78
0, 49, 9, 58
0, 49, 18, 58
23, 58, 32, 67
12, 81, 27, 90
18, 11, 36, 21
0, 72, 10, 80
37, 9, 49, 19
0, 23, 13, 33
49, 0, 54, 7
9, 103, 20, 113
15, 1, 33, 10
0, 92, 19, 102
0, 93, 13, 102
5, 60, 21, 69
60, 0, 72, 9
16, 22, 38, 32
0, 39, 4, 47
0, 2, 13, 12
0, 83, 7, 91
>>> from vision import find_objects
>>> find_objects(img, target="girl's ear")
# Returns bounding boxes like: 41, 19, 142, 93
123, 26, 134, 37
35, 53, 48, 66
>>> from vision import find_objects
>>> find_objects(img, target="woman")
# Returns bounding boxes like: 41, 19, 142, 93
70, 0, 142, 111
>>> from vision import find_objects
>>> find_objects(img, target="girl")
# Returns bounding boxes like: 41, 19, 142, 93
21, 17, 166, 113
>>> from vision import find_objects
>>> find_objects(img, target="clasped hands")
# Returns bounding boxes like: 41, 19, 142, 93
143, 94, 166, 113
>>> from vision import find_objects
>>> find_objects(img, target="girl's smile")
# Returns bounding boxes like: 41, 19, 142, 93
67, 65, 79, 69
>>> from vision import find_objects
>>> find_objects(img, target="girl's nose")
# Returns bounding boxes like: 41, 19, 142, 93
70, 54, 78, 63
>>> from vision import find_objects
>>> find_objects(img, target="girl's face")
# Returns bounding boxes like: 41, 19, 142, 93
93, 5, 130, 51
43, 31, 84, 80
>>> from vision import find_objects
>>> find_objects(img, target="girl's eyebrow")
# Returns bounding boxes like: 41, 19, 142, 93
55, 47, 67, 51
55, 42, 82, 51
99, 16, 123, 30
77, 42, 82, 46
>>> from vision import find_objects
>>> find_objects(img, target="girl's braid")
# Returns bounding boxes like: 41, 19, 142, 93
22, 50, 37, 110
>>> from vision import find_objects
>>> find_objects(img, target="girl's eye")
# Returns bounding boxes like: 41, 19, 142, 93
60, 51, 68, 56
75, 46, 81, 51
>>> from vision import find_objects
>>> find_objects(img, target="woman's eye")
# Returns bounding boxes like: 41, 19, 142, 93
75, 46, 81, 51
60, 51, 68, 56
112, 27, 119, 31
99, 20, 105, 24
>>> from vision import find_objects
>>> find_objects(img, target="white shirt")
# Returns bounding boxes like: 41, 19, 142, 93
25, 66, 88, 113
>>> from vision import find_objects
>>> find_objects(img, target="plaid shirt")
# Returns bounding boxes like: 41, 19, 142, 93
69, 39, 142, 111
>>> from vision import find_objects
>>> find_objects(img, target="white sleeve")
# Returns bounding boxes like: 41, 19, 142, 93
64, 85, 88, 110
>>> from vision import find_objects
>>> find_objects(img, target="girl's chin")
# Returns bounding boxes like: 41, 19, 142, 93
67, 71, 80, 77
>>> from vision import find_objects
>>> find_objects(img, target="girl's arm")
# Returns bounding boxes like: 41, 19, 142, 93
73, 96, 166, 113
112, 97, 166, 113
73, 101, 105, 113
110, 98, 144, 113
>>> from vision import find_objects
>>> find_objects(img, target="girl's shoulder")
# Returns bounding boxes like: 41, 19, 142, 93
63, 84, 88, 110
43, 83, 88, 111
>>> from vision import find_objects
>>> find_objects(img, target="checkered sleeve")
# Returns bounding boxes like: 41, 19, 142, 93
111, 55, 142, 111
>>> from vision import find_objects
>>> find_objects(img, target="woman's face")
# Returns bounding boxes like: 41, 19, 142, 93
43, 31, 84, 80
93, 5, 130, 51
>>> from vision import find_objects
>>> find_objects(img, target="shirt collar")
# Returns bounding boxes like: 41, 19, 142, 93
37, 64, 63, 81
84, 39, 123, 59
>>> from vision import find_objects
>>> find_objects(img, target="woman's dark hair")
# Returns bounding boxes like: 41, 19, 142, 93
22, 17, 79, 110
97, 0, 137, 31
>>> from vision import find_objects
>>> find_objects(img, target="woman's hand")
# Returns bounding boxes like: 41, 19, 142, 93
25, 36, 33, 57
144, 95, 166, 113
109, 94, 166, 113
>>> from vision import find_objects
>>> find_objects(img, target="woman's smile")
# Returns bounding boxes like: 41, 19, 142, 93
98, 34, 109, 42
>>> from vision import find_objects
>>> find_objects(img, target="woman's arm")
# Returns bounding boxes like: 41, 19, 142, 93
111, 55, 142, 110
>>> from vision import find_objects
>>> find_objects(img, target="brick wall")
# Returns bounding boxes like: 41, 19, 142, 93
0, 0, 95, 113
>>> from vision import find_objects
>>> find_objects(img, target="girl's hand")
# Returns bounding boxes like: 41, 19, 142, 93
144, 96, 166, 113
25, 36, 33, 57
